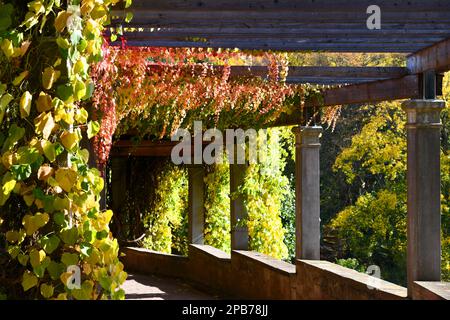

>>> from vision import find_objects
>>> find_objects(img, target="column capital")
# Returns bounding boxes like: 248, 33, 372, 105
293, 126, 323, 147
402, 99, 445, 128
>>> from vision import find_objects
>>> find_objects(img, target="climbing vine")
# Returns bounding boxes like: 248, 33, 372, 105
204, 159, 231, 253
0, 0, 128, 299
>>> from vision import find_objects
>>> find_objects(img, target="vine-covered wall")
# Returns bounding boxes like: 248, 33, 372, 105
0, 0, 128, 299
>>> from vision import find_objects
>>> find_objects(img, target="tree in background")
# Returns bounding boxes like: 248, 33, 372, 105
329, 86, 450, 284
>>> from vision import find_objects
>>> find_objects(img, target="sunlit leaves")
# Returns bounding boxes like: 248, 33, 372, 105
55, 168, 77, 192
36, 92, 53, 112
1, 0, 128, 300
20, 91, 32, 118
42, 67, 60, 90
22, 271, 38, 291
22, 212, 49, 235
34, 112, 55, 140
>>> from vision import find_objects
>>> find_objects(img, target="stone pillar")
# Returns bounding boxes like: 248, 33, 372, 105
402, 100, 444, 297
188, 165, 205, 244
230, 163, 249, 250
293, 126, 322, 260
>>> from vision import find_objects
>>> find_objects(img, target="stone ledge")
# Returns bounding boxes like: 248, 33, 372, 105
123, 246, 187, 259
233, 250, 296, 275
189, 244, 231, 261
413, 281, 450, 300
297, 260, 407, 299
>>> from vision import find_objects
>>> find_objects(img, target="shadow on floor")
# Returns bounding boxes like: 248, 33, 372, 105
122, 273, 219, 300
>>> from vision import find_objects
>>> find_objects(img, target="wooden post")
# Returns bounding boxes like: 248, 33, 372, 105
293, 126, 322, 260
188, 165, 205, 244
402, 99, 444, 297
230, 162, 249, 250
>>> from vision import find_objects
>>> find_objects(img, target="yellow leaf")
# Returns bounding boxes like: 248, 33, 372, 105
36, 92, 52, 113
28, 0, 45, 14
54, 11, 71, 33
37, 165, 54, 181
6, 230, 19, 243
12, 71, 29, 86
74, 79, 86, 101
60, 131, 79, 150
1, 39, 14, 58
20, 91, 32, 118
41, 140, 56, 162
22, 271, 38, 291
55, 293, 68, 300
74, 108, 88, 124
40, 283, 54, 298
23, 193, 35, 206
34, 112, 55, 140
42, 67, 60, 90
22, 212, 49, 235
55, 168, 78, 193
30, 249, 46, 268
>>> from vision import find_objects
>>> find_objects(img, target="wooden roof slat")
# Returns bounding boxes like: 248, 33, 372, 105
119, 40, 434, 53
117, 0, 450, 12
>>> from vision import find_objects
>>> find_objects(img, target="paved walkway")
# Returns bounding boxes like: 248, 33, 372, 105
123, 273, 218, 300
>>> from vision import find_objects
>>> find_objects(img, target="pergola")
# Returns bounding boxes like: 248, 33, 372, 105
110, 0, 450, 299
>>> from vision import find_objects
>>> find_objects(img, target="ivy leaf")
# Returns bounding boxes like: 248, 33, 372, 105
60, 130, 80, 151
22, 271, 38, 291
36, 92, 53, 113
54, 10, 70, 33
56, 83, 73, 101
11, 164, 32, 181
29, 249, 46, 268
55, 168, 78, 192
20, 91, 32, 118
40, 283, 54, 299
0, 93, 14, 123
41, 140, 56, 162
61, 252, 78, 266
39, 235, 60, 254
60, 226, 78, 245
125, 12, 133, 23
2, 124, 25, 152
12, 70, 29, 86
18, 253, 29, 266
22, 212, 49, 235
42, 67, 60, 90
37, 165, 54, 181
87, 121, 99, 139
34, 112, 55, 140
47, 261, 64, 280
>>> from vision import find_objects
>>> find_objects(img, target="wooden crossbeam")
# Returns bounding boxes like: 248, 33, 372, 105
407, 38, 450, 73
306, 75, 421, 108
230, 66, 409, 84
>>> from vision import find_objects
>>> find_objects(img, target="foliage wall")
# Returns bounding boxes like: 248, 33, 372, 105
329, 75, 450, 284
0, 0, 127, 300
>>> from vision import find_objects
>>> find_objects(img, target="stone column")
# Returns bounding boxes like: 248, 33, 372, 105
188, 165, 205, 244
293, 126, 322, 260
230, 163, 249, 250
402, 100, 444, 297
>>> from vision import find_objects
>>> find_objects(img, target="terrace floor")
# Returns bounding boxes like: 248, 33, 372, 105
123, 273, 217, 300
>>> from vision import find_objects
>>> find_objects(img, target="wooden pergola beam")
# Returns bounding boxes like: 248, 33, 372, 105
407, 37, 450, 73
306, 75, 421, 108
